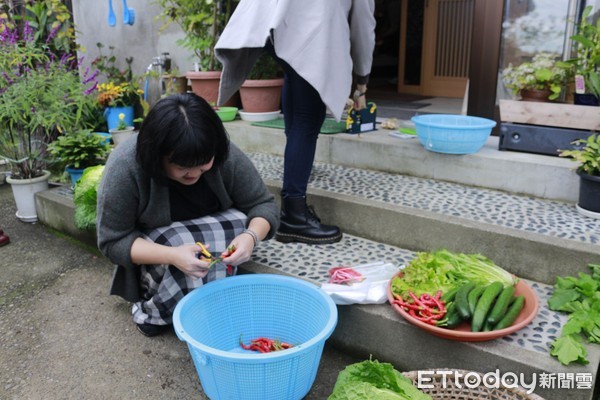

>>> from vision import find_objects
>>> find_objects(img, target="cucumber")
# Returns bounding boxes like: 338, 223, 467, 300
441, 286, 460, 303
493, 295, 525, 330
482, 320, 494, 332
467, 285, 486, 315
455, 282, 476, 320
444, 310, 463, 328
438, 302, 463, 329
471, 282, 504, 332
486, 285, 516, 325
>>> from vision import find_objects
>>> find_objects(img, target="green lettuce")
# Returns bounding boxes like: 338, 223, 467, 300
391, 249, 516, 298
328, 359, 431, 400
72, 165, 105, 230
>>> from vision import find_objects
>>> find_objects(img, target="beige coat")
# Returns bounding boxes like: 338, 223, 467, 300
215, 0, 375, 121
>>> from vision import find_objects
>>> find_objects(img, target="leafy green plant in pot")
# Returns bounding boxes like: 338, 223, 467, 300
568, 5, 600, 106
559, 134, 600, 218
0, 15, 99, 222
47, 130, 110, 186
502, 53, 571, 102
240, 51, 284, 113
154, 0, 238, 104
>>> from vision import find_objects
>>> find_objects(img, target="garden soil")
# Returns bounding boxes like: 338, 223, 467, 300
0, 184, 360, 399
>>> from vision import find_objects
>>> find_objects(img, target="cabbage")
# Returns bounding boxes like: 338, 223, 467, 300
328, 359, 431, 400
72, 165, 105, 230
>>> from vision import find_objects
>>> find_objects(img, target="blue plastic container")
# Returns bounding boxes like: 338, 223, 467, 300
94, 132, 112, 146
66, 166, 84, 186
104, 106, 134, 130
173, 274, 338, 400
411, 114, 496, 154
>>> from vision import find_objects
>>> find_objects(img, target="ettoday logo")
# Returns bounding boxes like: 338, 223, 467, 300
417, 369, 594, 394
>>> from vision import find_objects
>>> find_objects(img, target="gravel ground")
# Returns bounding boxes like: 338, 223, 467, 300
0, 183, 360, 399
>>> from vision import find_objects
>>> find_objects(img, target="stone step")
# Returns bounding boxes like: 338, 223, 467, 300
245, 151, 600, 286
240, 235, 599, 400
226, 120, 579, 203
35, 184, 599, 399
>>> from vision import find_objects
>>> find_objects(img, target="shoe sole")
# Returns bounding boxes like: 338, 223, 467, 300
136, 324, 169, 337
275, 231, 343, 245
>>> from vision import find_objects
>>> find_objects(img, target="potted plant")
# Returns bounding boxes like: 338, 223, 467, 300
559, 134, 600, 218
154, 0, 237, 104
239, 50, 284, 113
47, 130, 110, 186
569, 6, 600, 106
97, 81, 143, 130
0, 16, 99, 222
502, 53, 570, 102
108, 112, 136, 147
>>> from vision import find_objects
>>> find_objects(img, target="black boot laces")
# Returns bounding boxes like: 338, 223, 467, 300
305, 204, 322, 223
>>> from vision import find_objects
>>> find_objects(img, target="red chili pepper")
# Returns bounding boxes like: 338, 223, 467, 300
240, 335, 294, 353
413, 314, 437, 325
408, 291, 427, 308
399, 292, 447, 323
400, 302, 423, 312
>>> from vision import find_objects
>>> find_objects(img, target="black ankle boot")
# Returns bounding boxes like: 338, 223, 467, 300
276, 196, 342, 244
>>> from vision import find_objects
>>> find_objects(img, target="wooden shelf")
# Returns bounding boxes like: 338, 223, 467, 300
499, 100, 600, 131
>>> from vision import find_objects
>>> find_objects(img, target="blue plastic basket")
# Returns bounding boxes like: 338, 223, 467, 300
411, 114, 496, 154
173, 274, 338, 400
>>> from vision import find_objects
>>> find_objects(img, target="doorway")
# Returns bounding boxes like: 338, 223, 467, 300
371, 0, 473, 99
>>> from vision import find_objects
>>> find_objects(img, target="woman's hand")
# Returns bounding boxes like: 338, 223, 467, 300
170, 243, 213, 279
353, 84, 367, 110
131, 239, 212, 279
221, 232, 255, 266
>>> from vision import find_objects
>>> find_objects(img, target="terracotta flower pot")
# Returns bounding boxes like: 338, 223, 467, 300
186, 71, 239, 107
240, 78, 284, 113
520, 88, 552, 102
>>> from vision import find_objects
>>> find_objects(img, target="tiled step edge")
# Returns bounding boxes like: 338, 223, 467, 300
225, 120, 579, 203
263, 179, 600, 286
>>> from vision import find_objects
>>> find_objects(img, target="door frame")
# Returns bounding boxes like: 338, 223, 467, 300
396, 0, 504, 119
397, 0, 472, 98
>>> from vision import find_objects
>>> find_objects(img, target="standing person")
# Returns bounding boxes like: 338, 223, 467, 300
96, 93, 279, 337
216, 0, 376, 245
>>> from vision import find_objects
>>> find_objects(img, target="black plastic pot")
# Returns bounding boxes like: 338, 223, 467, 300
577, 169, 600, 213
574, 93, 600, 107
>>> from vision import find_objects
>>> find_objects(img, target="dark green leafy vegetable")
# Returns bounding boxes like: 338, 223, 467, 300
328, 358, 431, 400
548, 264, 600, 365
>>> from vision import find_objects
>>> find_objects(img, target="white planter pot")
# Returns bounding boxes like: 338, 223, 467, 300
6, 170, 51, 223
109, 127, 135, 147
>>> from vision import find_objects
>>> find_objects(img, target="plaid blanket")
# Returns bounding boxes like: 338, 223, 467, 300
132, 208, 247, 325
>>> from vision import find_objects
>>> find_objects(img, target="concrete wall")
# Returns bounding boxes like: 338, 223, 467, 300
72, 0, 192, 82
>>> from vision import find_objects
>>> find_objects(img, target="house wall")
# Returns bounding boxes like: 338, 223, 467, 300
72, 0, 193, 82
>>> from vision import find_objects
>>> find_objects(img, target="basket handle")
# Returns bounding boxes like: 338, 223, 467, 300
196, 354, 209, 366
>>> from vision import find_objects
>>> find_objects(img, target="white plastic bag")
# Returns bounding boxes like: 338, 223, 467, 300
321, 261, 401, 305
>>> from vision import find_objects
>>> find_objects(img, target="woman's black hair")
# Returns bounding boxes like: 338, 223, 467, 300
136, 93, 230, 183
